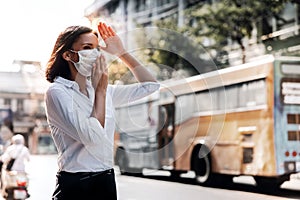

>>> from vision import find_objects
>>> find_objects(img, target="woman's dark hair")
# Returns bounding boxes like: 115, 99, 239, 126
45, 26, 97, 83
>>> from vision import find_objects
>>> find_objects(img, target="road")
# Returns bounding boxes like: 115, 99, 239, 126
3, 155, 299, 200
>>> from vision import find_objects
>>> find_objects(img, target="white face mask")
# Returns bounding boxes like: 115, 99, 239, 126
70, 48, 100, 77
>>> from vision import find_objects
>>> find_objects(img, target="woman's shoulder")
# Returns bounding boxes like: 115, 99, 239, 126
47, 77, 73, 92
46, 83, 65, 95
46, 83, 73, 102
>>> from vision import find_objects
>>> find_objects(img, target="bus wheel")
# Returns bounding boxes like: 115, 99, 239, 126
191, 145, 212, 185
116, 148, 129, 175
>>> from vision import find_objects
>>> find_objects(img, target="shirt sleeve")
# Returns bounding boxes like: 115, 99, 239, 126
110, 82, 160, 107
45, 86, 107, 146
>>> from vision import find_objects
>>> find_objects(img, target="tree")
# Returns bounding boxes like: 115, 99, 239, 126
133, 24, 217, 79
132, 0, 294, 79
182, 0, 288, 64
107, 60, 129, 84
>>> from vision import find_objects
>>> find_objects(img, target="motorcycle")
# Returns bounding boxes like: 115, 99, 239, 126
2, 170, 29, 200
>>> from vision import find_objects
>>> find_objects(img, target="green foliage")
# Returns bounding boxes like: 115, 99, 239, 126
133, 24, 216, 79
185, 0, 287, 42
151, 0, 289, 69
107, 60, 129, 84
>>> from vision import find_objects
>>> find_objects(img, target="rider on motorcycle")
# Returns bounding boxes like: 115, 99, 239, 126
0, 134, 30, 198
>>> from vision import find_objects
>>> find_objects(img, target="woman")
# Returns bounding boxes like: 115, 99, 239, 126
45, 22, 159, 200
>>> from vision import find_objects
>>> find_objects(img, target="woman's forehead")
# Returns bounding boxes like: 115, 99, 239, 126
75, 32, 98, 45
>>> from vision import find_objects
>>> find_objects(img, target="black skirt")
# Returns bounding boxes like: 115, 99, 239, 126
52, 168, 117, 200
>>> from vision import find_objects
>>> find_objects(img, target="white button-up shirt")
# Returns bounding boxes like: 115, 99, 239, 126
45, 76, 160, 172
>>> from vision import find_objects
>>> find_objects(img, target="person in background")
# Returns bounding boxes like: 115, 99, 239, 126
44, 22, 160, 199
1, 134, 30, 172
0, 134, 30, 197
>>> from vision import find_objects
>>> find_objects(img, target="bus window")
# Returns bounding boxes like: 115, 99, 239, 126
238, 79, 267, 108
195, 89, 220, 113
196, 91, 211, 112
254, 80, 267, 106
226, 86, 238, 109
175, 94, 196, 124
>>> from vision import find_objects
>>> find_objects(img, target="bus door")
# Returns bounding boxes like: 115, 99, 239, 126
274, 58, 300, 176
158, 103, 175, 168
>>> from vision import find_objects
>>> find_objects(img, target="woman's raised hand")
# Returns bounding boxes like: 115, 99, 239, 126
91, 54, 108, 92
98, 22, 126, 57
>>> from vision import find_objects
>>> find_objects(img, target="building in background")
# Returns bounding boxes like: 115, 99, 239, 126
262, 2, 300, 55
0, 60, 53, 154
85, 0, 199, 29
85, 0, 202, 49
84, 0, 300, 66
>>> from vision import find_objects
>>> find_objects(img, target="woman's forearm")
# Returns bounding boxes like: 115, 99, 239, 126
91, 91, 106, 127
119, 52, 157, 83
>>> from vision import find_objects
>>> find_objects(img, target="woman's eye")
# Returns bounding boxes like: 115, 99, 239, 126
83, 46, 92, 50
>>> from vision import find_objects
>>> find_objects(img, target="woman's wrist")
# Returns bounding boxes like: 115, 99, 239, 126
119, 52, 134, 64
116, 49, 128, 58
119, 52, 142, 70
95, 87, 107, 95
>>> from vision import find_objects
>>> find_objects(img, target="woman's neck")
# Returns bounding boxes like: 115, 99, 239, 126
69, 65, 88, 96
74, 74, 88, 97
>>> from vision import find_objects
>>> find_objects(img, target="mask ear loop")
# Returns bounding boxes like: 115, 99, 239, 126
69, 49, 78, 53
62, 50, 75, 63
66, 49, 79, 64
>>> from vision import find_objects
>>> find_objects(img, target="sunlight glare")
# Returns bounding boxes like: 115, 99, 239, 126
0, 0, 94, 71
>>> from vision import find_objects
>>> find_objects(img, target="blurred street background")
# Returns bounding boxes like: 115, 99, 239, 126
0, 0, 300, 199
0, 154, 297, 200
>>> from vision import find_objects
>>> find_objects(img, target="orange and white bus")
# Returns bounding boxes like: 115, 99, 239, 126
114, 55, 300, 188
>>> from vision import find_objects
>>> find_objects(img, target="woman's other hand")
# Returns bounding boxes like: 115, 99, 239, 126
98, 21, 157, 83
98, 22, 126, 57
91, 54, 108, 92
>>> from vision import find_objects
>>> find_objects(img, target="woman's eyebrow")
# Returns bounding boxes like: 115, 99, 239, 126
81, 42, 94, 46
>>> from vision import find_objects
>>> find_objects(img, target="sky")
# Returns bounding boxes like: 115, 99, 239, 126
0, 0, 94, 71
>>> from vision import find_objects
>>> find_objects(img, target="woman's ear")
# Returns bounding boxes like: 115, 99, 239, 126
62, 51, 72, 61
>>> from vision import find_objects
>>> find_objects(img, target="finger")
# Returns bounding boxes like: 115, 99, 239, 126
97, 22, 103, 35
91, 63, 96, 76
100, 55, 106, 72
92, 52, 101, 77
105, 63, 108, 74
91, 63, 99, 89
100, 23, 116, 38
101, 23, 110, 38
98, 22, 108, 40
107, 26, 116, 36
95, 54, 100, 71
98, 45, 107, 52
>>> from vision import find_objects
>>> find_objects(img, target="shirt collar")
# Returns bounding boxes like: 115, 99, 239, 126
54, 76, 75, 88
54, 76, 93, 91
